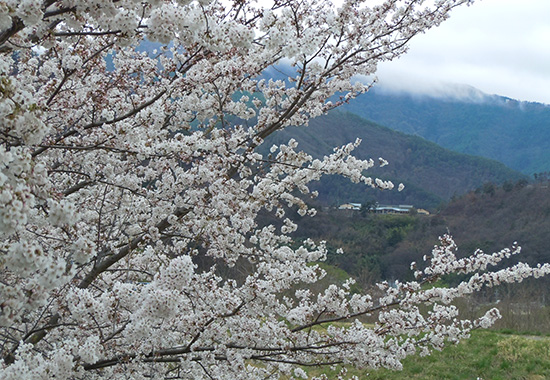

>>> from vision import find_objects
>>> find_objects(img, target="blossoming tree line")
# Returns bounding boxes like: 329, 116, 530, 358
1, 0, 549, 379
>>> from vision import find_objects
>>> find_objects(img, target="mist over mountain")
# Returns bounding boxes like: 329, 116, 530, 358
342, 85, 550, 175
259, 63, 549, 175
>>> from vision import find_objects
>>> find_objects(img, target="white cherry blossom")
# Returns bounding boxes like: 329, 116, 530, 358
1, 1, 547, 379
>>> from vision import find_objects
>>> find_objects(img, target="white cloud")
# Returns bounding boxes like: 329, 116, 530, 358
375, 0, 550, 104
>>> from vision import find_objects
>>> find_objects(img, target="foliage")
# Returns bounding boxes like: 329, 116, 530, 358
292, 210, 419, 284
1, 1, 549, 379
417, 182, 550, 272
375, 182, 550, 281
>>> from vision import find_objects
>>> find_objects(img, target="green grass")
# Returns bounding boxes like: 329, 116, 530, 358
300, 330, 550, 380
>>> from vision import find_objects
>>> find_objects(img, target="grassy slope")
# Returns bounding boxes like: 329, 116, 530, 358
370, 331, 550, 380
298, 330, 550, 380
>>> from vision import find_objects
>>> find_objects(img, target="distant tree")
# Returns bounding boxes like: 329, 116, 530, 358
502, 180, 514, 192
516, 178, 529, 189
534, 171, 550, 183
361, 200, 378, 216
483, 182, 496, 196
1, 1, 549, 379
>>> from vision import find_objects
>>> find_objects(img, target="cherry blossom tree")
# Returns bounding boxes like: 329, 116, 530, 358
1, 0, 549, 379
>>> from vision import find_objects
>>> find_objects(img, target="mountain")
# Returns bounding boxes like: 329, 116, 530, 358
341, 86, 550, 175
379, 181, 550, 281
109, 49, 549, 175
287, 181, 550, 285
267, 111, 526, 208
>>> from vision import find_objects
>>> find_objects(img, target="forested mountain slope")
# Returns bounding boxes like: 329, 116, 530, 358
268, 111, 526, 208
292, 182, 550, 284
382, 181, 550, 280
341, 87, 550, 175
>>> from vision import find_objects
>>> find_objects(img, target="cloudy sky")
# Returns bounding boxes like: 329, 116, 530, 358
374, 0, 550, 104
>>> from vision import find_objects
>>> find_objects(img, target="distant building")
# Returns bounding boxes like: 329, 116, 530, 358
337, 203, 430, 215
338, 202, 362, 211
373, 204, 412, 214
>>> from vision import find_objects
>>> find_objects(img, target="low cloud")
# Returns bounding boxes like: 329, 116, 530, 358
372, 0, 550, 104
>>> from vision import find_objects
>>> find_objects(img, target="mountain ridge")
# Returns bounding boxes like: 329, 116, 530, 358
370, 81, 550, 107
267, 111, 526, 208
341, 85, 550, 175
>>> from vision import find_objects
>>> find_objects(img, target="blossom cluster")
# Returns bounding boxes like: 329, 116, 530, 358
3, 1, 548, 379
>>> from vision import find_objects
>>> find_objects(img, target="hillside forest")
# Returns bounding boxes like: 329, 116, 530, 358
272, 179, 550, 332
258, 101, 550, 335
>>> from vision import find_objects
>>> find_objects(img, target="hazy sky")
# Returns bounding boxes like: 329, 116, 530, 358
374, 0, 550, 104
